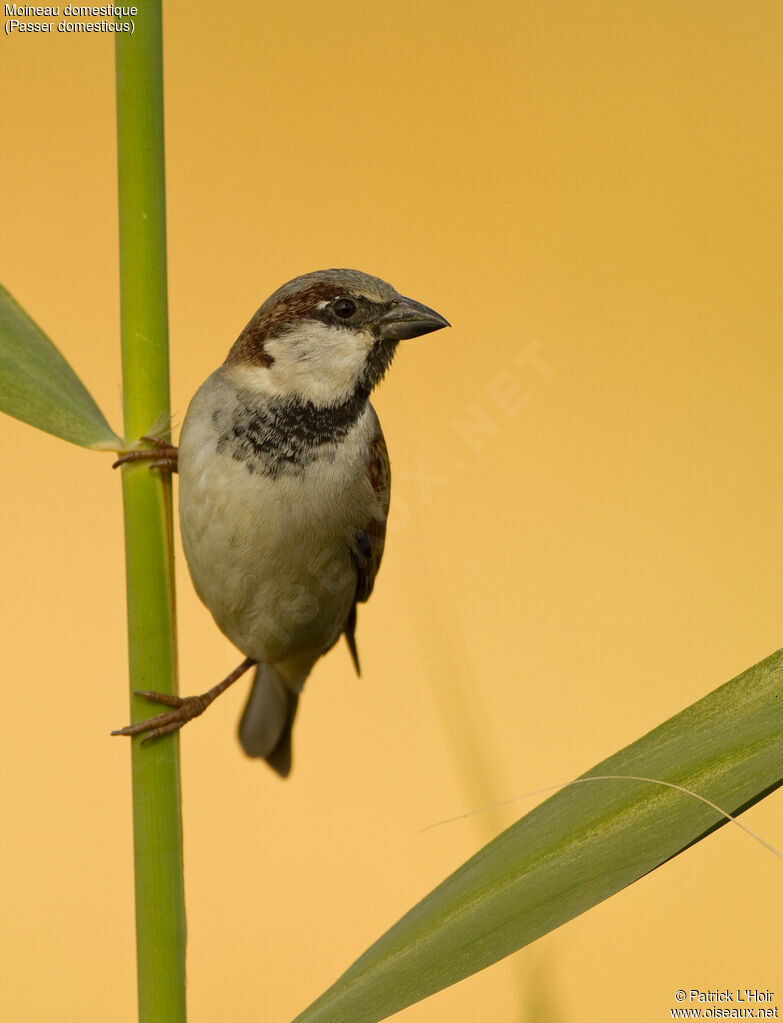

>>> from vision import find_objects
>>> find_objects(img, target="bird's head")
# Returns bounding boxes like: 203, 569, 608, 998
224, 269, 449, 406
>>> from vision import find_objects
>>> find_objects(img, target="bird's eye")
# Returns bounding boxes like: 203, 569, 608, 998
333, 297, 357, 319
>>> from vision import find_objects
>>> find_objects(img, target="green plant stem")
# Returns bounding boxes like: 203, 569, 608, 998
116, 4, 186, 1021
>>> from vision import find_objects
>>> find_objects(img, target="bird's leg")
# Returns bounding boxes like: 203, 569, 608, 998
113, 434, 179, 472
112, 657, 257, 743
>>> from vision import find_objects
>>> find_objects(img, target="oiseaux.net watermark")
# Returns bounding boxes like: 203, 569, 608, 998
670, 989, 778, 1019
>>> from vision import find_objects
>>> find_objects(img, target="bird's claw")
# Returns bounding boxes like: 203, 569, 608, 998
113, 435, 178, 472
111, 690, 209, 743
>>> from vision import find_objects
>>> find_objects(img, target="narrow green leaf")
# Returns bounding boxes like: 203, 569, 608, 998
294, 650, 783, 1023
0, 282, 121, 449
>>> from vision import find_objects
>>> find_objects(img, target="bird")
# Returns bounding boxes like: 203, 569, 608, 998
112, 268, 449, 776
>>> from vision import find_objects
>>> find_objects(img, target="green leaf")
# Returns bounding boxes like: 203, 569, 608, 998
0, 282, 121, 450
293, 649, 783, 1023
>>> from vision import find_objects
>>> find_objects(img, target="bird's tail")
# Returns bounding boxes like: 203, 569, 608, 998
238, 661, 309, 777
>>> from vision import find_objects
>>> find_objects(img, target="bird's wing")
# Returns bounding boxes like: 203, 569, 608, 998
354, 422, 391, 603
344, 422, 391, 674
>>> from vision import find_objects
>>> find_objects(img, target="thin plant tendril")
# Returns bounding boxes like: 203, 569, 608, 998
421, 774, 783, 861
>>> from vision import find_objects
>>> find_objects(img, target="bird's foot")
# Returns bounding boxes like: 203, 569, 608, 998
111, 658, 256, 744
111, 691, 210, 742
113, 435, 179, 472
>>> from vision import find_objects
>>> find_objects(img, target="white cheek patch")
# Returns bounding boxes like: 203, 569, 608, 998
262, 322, 374, 405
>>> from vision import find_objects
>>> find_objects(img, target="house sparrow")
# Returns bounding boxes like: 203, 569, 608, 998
113, 269, 449, 776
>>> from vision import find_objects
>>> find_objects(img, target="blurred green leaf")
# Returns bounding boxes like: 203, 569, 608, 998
0, 282, 121, 449
293, 649, 783, 1023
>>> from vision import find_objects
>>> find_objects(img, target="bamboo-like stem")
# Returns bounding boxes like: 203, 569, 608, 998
115, 4, 187, 1021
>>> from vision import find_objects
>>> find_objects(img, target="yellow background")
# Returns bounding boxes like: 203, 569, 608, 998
2, 1, 782, 1020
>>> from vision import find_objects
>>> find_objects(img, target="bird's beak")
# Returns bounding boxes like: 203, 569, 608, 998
377, 296, 450, 342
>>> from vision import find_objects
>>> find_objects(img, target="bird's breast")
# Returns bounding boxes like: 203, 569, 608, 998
178, 370, 382, 664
